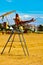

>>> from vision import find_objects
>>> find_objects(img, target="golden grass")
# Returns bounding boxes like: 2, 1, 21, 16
0, 33, 43, 65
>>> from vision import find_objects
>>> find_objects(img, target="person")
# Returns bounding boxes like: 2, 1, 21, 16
13, 14, 21, 25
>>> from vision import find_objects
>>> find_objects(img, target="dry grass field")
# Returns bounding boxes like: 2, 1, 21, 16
0, 33, 43, 65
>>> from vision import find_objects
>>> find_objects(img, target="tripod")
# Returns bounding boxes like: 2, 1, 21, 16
1, 28, 29, 56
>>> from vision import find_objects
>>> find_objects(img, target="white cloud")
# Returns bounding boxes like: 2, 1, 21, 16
23, 15, 32, 18
19, 14, 33, 19
40, 16, 43, 19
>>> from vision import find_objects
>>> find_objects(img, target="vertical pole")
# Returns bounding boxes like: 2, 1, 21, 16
1, 31, 13, 55
21, 33, 29, 56
8, 34, 15, 53
18, 33, 26, 56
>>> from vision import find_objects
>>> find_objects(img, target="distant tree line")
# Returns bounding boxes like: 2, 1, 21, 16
38, 25, 43, 31
0, 22, 43, 32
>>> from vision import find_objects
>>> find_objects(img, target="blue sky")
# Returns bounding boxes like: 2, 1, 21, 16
0, 0, 43, 25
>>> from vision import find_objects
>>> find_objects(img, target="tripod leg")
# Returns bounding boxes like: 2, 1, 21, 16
21, 33, 29, 56
18, 34, 26, 56
8, 34, 15, 53
1, 32, 13, 55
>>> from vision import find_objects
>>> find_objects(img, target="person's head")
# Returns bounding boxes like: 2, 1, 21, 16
16, 13, 19, 18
